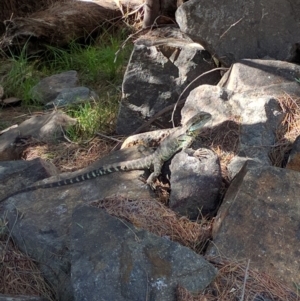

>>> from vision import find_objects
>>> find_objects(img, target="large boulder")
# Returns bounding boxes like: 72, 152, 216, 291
176, 0, 300, 66
71, 205, 217, 301
207, 163, 300, 289
116, 27, 220, 135
181, 59, 300, 178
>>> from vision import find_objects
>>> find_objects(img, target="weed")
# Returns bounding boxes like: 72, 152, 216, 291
0, 49, 40, 105
1, 29, 132, 140
65, 92, 119, 141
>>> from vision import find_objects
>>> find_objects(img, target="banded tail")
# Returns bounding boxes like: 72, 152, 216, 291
1, 161, 149, 202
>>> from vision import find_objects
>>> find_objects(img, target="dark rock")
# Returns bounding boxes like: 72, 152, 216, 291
176, 0, 300, 66
30, 71, 78, 104
207, 163, 300, 289
2, 147, 156, 301
71, 205, 217, 301
44, 87, 99, 109
169, 148, 222, 218
0, 295, 48, 301
116, 27, 220, 134
0, 158, 58, 201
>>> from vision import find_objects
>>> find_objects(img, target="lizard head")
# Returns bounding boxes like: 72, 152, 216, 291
185, 111, 212, 136
185, 111, 212, 137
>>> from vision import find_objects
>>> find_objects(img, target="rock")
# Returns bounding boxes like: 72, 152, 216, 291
176, 0, 300, 66
181, 59, 300, 178
44, 87, 99, 109
30, 71, 78, 104
0, 85, 3, 99
181, 84, 283, 178
207, 163, 300, 289
143, 0, 179, 27
116, 27, 220, 134
71, 205, 217, 301
219, 59, 300, 95
1, 97, 21, 105
0, 158, 58, 201
0, 295, 48, 301
169, 148, 222, 218
1, 146, 156, 301
0, 111, 77, 160
286, 135, 300, 171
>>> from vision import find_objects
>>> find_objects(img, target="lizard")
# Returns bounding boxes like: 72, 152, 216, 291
1, 111, 211, 201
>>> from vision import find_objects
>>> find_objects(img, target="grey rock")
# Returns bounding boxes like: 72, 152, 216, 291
0, 158, 58, 201
169, 148, 222, 218
1, 97, 21, 105
30, 71, 78, 104
2, 147, 156, 301
0, 111, 77, 160
71, 205, 217, 301
219, 59, 300, 94
207, 163, 300, 289
0, 295, 48, 301
181, 59, 300, 179
286, 135, 300, 171
176, 0, 300, 66
45, 87, 99, 109
0, 84, 3, 99
116, 27, 220, 134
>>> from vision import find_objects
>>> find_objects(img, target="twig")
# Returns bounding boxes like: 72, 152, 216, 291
171, 67, 229, 126
220, 17, 244, 39
96, 132, 123, 143
240, 259, 250, 301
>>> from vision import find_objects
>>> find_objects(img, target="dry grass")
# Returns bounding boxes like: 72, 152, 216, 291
92, 197, 212, 253
200, 118, 240, 186
0, 218, 56, 299
177, 257, 299, 301
22, 136, 119, 172
269, 93, 300, 167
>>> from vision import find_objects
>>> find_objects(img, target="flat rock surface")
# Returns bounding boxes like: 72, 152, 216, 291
1, 146, 155, 301
207, 163, 300, 289
176, 0, 300, 66
0, 158, 58, 202
71, 205, 217, 301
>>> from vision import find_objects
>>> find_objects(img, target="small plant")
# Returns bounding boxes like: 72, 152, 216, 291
65, 94, 119, 141
295, 77, 300, 84
0, 49, 40, 104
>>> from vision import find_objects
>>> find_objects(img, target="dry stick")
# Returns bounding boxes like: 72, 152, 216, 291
171, 67, 229, 126
220, 17, 244, 39
240, 259, 250, 301
96, 132, 123, 143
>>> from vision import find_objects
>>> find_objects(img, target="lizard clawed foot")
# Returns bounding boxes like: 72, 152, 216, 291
194, 148, 211, 160
138, 175, 158, 190
185, 148, 211, 161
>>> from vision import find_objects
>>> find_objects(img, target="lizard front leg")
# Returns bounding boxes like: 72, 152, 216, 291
146, 158, 164, 187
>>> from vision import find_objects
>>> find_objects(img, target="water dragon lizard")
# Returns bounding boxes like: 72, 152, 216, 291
1, 111, 211, 201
